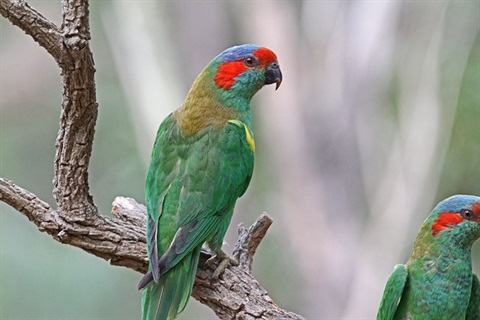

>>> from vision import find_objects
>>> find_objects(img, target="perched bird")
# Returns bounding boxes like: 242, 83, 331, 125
138, 44, 282, 320
377, 195, 480, 320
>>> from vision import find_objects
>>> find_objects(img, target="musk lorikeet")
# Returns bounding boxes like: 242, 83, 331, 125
137, 44, 282, 320
377, 195, 480, 319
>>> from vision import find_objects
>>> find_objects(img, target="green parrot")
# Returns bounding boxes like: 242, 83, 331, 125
377, 195, 480, 319
137, 44, 282, 320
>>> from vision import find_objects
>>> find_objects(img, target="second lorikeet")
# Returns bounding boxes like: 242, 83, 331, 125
137, 44, 282, 320
377, 194, 480, 319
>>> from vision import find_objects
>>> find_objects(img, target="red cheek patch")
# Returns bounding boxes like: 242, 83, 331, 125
214, 61, 247, 90
432, 212, 464, 236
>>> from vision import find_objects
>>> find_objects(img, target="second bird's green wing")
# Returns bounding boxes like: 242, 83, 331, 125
377, 264, 408, 320
467, 274, 480, 320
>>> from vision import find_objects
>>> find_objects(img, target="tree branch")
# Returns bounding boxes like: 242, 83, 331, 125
234, 213, 273, 273
113, 198, 303, 319
53, 0, 98, 215
0, 0, 64, 63
1, 1, 304, 319
0, 178, 147, 273
0, 0, 98, 216
195, 252, 305, 320
1, 178, 303, 319
195, 213, 304, 319
0, 178, 52, 222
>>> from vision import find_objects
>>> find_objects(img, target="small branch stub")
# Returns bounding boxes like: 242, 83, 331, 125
112, 196, 147, 228
233, 213, 273, 273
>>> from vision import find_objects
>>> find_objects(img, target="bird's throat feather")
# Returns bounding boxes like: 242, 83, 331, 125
174, 69, 243, 137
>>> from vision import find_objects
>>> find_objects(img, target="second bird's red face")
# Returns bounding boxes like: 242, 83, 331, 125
431, 200, 480, 236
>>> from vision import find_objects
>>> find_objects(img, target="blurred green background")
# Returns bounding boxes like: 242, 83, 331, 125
1, 1, 479, 319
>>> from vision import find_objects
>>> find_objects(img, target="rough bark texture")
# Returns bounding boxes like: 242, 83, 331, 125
195, 213, 304, 320
54, 0, 98, 215
0, 178, 147, 273
0, 0, 303, 319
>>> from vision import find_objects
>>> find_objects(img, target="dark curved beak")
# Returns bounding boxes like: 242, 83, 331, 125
265, 61, 282, 90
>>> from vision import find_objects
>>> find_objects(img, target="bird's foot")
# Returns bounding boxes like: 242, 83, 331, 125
205, 249, 238, 279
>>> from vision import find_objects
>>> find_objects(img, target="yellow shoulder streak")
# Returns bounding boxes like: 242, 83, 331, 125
227, 120, 255, 153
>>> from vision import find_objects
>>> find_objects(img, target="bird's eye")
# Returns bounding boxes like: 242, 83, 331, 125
460, 209, 475, 220
243, 56, 257, 67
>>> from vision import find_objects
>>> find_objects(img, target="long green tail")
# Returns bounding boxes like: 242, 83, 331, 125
141, 246, 201, 320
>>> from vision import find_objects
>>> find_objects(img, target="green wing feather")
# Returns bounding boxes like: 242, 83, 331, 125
377, 264, 408, 320
141, 246, 201, 320
467, 273, 480, 320
141, 114, 254, 320
145, 114, 181, 282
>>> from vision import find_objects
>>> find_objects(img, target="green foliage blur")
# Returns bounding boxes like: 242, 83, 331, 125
1, 1, 479, 319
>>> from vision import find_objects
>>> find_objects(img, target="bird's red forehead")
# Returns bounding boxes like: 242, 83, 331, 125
253, 47, 278, 64
472, 201, 480, 215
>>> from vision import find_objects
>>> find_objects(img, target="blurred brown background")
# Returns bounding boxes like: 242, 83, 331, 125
1, 1, 479, 319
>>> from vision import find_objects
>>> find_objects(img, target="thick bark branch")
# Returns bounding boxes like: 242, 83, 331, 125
0, 178, 52, 222
0, 0, 64, 62
0, 0, 98, 215
1, 179, 303, 319
53, 0, 98, 215
195, 254, 304, 320
195, 213, 304, 320
1, 1, 304, 319
0, 178, 147, 273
